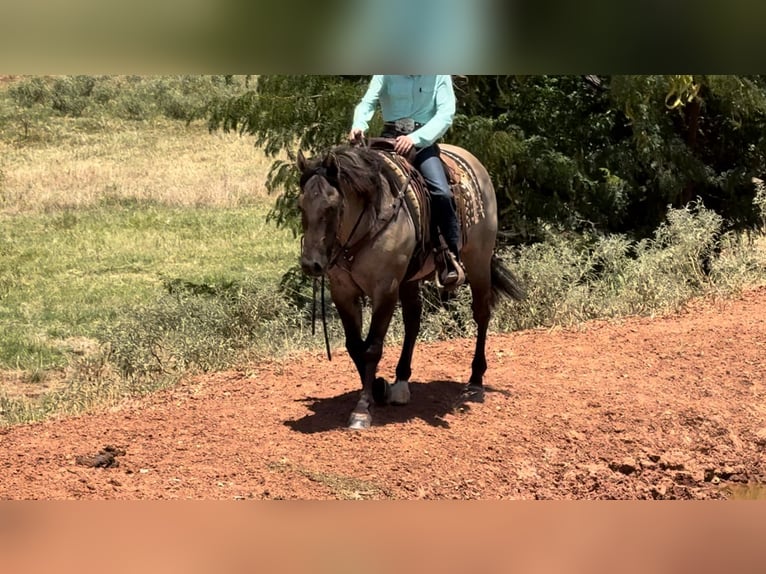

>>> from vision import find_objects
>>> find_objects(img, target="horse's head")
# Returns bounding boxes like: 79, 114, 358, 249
296, 149, 343, 277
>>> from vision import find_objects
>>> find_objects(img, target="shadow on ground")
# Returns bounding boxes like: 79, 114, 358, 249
285, 379, 481, 433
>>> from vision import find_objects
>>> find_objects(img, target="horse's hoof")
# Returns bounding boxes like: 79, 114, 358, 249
372, 377, 390, 406
461, 384, 485, 403
389, 380, 411, 405
348, 412, 372, 430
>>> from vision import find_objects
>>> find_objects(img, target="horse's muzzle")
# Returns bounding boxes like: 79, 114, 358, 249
300, 256, 326, 277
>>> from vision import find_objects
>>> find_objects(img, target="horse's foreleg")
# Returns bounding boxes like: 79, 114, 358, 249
334, 295, 374, 430
389, 281, 422, 405
332, 292, 366, 380
348, 295, 399, 430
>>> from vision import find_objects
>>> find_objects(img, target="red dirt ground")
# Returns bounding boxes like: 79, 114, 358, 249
2, 287, 766, 500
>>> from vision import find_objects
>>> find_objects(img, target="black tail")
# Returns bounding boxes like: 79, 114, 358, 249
490, 254, 525, 308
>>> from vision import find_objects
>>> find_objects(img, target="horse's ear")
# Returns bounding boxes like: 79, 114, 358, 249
322, 152, 338, 178
296, 150, 308, 173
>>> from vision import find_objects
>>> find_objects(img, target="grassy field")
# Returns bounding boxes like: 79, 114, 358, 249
0, 115, 269, 211
0, 97, 301, 419
1, 203, 295, 369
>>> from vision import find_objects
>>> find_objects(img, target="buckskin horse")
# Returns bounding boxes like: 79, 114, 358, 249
296, 139, 524, 430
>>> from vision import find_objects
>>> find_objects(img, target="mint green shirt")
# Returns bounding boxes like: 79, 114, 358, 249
351, 75, 456, 149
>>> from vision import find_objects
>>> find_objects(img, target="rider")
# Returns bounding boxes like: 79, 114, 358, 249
348, 75, 464, 289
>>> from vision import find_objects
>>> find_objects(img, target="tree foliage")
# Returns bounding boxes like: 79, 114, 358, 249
208, 75, 766, 242
209, 75, 370, 234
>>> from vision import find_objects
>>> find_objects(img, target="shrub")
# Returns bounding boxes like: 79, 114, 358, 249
491, 201, 747, 331
8, 76, 51, 107
50, 76, 96, 117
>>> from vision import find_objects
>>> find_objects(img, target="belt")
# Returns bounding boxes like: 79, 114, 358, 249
383, 121, 424, 135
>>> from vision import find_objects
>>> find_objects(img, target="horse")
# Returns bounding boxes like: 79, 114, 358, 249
296, 140, 524, 430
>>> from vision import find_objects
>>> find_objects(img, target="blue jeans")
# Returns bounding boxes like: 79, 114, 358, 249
413, 144, 451, 199
414, 144, 460, 254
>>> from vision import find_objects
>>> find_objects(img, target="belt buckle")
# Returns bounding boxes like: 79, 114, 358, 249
394, 118, 416, 134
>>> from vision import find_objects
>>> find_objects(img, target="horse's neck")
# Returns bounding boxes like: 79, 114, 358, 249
338, 190, 370, 245
338, 177, 390, 245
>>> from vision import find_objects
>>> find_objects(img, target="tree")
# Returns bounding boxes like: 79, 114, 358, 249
209, 76, 368, 234
209, 75, 766, 242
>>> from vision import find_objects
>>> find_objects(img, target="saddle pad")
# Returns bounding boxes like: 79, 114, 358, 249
377, 151, 430, 252
438, 148, 486, 246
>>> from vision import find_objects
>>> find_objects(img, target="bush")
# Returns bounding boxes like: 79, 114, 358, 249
103, 277, 320, 381
2, 75, 253, 126
153, 76, 223, 124
50, 76, 96, 117
8, 77, 51, 107
491, 201, 754, 332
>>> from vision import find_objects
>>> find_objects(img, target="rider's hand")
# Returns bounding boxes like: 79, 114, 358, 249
394, 135, 414, 155
348, 128, 364, 143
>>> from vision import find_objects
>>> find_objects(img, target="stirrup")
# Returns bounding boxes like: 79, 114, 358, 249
435, 249, 465, 290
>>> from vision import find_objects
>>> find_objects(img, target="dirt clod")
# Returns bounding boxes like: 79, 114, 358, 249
75, 446, 125, 469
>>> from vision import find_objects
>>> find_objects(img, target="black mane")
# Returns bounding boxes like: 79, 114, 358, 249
300, 145, 400, 208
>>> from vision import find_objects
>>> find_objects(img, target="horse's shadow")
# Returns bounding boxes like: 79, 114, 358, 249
284, 380, 510, 433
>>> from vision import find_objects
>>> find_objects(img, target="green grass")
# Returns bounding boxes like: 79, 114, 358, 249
0, 78, 301, 420
0, 203, 296, 372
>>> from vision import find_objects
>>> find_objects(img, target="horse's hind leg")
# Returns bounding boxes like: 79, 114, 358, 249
464, 256, 493, 402
388, 280, 422, 405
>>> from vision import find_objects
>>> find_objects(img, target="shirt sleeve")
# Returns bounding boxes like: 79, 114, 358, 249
351, 75, 384, 132
409, 75, 456, 148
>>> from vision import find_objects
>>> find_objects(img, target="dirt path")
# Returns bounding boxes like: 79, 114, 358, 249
2, 287, 766, 500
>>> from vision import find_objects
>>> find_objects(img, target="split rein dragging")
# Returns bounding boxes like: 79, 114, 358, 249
311, 275, 332, 361
310, 136, 414, 361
